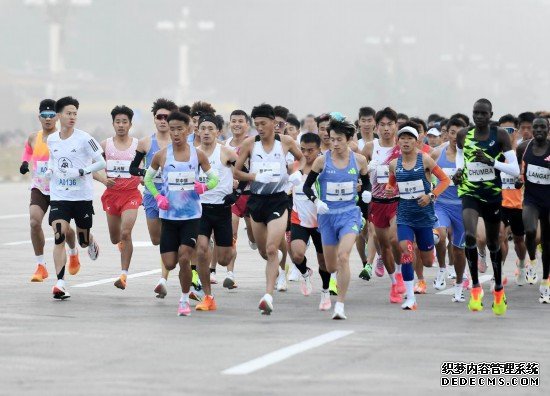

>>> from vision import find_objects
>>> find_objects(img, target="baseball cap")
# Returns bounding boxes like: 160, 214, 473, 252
427, 128, 441, 137
397, 126, 419, 140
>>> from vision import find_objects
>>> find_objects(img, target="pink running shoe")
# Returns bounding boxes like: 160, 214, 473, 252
177, 300, 191, 316
375, 257, 385, 277
395, 273, 406, 294
390, 284, 403, 304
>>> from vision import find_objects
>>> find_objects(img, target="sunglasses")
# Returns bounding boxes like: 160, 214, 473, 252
40, 112, 56, 119
155, 114, 169, 121
275, 121, 287, 129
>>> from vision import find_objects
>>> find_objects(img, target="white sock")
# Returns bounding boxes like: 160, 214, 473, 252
278, 267, 285, 276
158, 277, 167, 285
121, 270, 128, 275
322, 288, 329, 293
56, 278, 66, 286
227, 270, 233, 277
530, 259, 537, 267
36, 255, 45, 265
439, 267, 446, 273
389, 272, 396, 285
335, 301, 344, 311
180, 292, 189, 302
395, 264, 402, 274
405, 280, 415, 300
263, 293, 273, 304
331, 272, 337, 280
68, 248, 77, 256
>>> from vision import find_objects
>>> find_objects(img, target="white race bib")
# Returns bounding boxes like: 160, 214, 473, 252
398, 179, 425, 199
500, 174, 516, 190
526, 164, 550, 185
466, 162, 495, 182
442, 167, 456, 186
57, 177, 81, 191
251, 161, 281, 183
153, 166, 163, 183
167, 171, 195, 191
326, 181, 354, 202
376, 165, 390, 183
106, 160, 131, 178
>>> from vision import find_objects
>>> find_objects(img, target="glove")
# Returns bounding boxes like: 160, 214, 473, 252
288, 171, 302, 187
61, 168, 82, 178
223, 191, 239, 205
361, 191, 372, 204
315, 199, 329, 215
194, 181, 207, 195
254, 171, 273, 184
155, 194, 169, 210
19, 161, 29, 175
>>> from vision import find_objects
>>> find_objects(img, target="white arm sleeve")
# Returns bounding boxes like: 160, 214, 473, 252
83, 153, 106, 174
456, 147, 464, 169
494, 150, 520, 177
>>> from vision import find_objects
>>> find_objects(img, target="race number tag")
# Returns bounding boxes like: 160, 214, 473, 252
466, 162, 495, 182
500, 174, 516, 190
376, 165, 390, 183
57, 176, 81, 191
35, 161, 48, 177
526, 164, 550, 185
326, 181, 354, 202
251, 161, 281, 183
397, 179, 424, 199
442, 167, 456, 186
167, 171, 195, 191
153, 166, 163, 183
106, 160, 131, 178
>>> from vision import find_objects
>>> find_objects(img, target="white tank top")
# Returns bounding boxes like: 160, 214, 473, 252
249, 135, 288, 195
370, 139, 396, 199
199, 143, 233, 204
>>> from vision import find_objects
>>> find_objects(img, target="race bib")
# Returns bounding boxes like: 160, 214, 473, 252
442, 167, 456, 186
466, 162, 495, 182
326, 181, 354, 202
35, 161, 48, 177
526, 164, 550, 185
167, 171, 195, 191
376, 165, 390, 183
500, 174, 517, 190
106, 160, 131, 178
153, 166, 163, 183
251, 161, 281, 183
398, 179, 425, 199
57, 176, 81, 191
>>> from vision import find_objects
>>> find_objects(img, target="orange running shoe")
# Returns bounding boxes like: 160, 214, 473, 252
395, 273, 406, 294
68, 251, 80, 275
390, 284, 403, 303
114, 274, 127, 290
196, 295, 217, 311
31, 264, 48, 282
414, 279, 427, 294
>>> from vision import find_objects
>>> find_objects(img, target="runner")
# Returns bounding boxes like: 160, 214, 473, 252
46, 96, 105, 299
20, 99, 79, 282
233, 103, 303, 315
144, 111, 218, 316
516, 117, 550, 303
386, 125, 450, 310
129, 98, 178, 298
302, 117, 370, 319
97, 105, 142, 290
454, 98, 520, 315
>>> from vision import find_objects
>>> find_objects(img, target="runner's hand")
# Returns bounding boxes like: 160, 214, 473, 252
62, 168, 81, 178
315, 199, 329, 215
452, 169, 463, 185
288, 171, 302, 186
417, 194, 431, 207
475, 150, 494, 166
223, 191, 239, 206
361, 191, 372, 204
104, 178, 116, 188
19, 161, 29, 175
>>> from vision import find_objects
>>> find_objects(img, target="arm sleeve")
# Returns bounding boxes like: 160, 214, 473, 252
144, 166, 161, 197
432, 165, 450, 197
302, 170, 319, 203
359, 173, 371, 193
455, 147, 464, 169
82, 153, 106, 174
235, 180, 248, 194
494, 150, 520, 177
129, 151, 146, 176
22, 141, 33, 162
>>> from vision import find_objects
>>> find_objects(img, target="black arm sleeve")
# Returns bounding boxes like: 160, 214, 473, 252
302, 170, 319, 203
360, 173, 371, 192
129, 150, 146, 177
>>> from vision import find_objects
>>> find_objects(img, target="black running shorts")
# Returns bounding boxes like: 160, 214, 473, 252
199, 204, 233, 247
160, 218, 200, 253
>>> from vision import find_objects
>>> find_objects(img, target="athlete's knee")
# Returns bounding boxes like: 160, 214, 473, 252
109, 235, 120, 245
336, 250, 350, 264
265, 243, 279, 259
290, 251, 305, 264
464, 233, 477, 248
196, 242, 209, 259
164, 261, 177, 271
78, 229, 90, 248
30, 217, 42, 232
120, 228, 132, 242
217, 250, 232, 267
53, 223, 65, 245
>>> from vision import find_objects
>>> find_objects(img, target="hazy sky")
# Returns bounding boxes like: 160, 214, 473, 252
2, 0, 550, 135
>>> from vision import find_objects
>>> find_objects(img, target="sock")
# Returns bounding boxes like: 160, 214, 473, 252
36, 255, 45, 265
278, 267, 285, 276
518, 258, 525, 268
395, 264, 402, 274
68, 248, 77, 256
158, 277, 167, 285
57, 265, 65, 280
490, 249, 503, 291
335, 301, 344, 311
439, 267, 446, 274
121, 270, 128, 276
331, 272, 337, 280
388, 272, 396, 285
362, 260, 368, 267
319, 268, 331, 290
210, 268, 216, 273
405, 280, 415, 301
180, 292, 189, 302
465, 245, 480, 286
294, 257, 308, 274
227, 270, 234, 277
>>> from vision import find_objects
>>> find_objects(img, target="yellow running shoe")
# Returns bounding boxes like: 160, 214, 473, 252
468, 286, 484, 312
492, 289, 507, 316
329, 278, 338, 296
192, 269, 201, 290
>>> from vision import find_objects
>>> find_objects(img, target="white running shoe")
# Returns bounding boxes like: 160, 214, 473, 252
288, 265, 301, 282
87, 240, 99, 261
526, 266, 538, 285
539, 283, 550, 304
516, 267, 527, 286
447, 266, 457, 280
258, 294, 273, 315
276, 269, 287, 292
300, 268, 313, 296
52, 279, 70, 300
332, 302, 347, 320
401, 298, 418, 310
452, 284, 465, 303
319, 290, 331, 311
433, 269, 447, 290
190, 286, 205, 302
248, 240, 258, 250
210, 272, 218, 284
223, 271, 237, 290
154, 279, 167, 299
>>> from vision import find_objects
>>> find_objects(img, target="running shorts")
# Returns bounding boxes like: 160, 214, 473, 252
461, 195, 501, 224
290, 223, 323, 254
30, 188, 50, 214
318, 206, 362, 246
247, 192, 288, 225
501, 207, 525, 236
101, 189, 142, 217
199, 203, 233, 247
368, 199, 398, 228
49, 200, 94, 229
434, 202, 465, 247
397, 224, 434, 251
160, 218, 200, 253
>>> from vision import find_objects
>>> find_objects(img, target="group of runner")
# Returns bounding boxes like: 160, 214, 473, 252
20, 96, 550, 319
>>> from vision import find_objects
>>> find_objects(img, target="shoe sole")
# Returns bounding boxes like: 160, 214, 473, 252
223, 278, 237, 289
177, 311, 191, 316
402, 305, 418, 310
114, 279, 126, 290
68, 265, 80, 276
88, 243, 99, 261
31, 276, 44, 282
332, 314, 347, 320
53, 287, 70, 300
359, 272, 371, 281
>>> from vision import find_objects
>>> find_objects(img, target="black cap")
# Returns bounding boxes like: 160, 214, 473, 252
39, 99, 56, 112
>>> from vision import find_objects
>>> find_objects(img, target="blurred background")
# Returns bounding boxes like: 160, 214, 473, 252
2, 0, 550, 178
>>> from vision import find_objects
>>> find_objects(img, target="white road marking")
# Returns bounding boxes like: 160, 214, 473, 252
436, 274, 493, 295
0, 214, 28, 220
73, 269, 161, 288
222, 330, 354, 375
3, 238, 54, 246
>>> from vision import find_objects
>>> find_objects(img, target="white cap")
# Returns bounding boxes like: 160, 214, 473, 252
397, 126, 419, 140
427, 128, 441, 137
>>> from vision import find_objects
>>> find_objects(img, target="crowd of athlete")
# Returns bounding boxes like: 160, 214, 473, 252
20, 96, 550, 319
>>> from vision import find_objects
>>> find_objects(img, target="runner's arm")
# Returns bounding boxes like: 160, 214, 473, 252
129, 150, 146, 176
302, 156, 324, 202
143, 152, 161, 197
493, 150, 520, 177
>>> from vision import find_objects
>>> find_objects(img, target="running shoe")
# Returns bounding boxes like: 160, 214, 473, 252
358, 263, 372, 281
477, 253, 487, 273
190, 287, 205, 302
87, 240, 99, 261
68, 250, 80, 275
31, 264, 48, 282
332, 303, 347, 320
177, 300, 191, 316
463, 276, 471, 290
539, 281, 550, 304
468, 286, 484, 312
52, 280, 70, 300
526, 266, 538, 285
223, 272, 238, 290
248, 240, 258, 250
492, 289, 507, 316
192, 269, 202, 291
210, 272, 218, 284
154, 279, 167, 299
401, 298, 417, 310
319, 290, 331, 311
447, 265, 457, 280
516, 266, 526, 286
395, 273, 406, 294
196, 295, 217, 311
490, 276, 508, 292
414, 279, 427, 294
375, 257, 385, 277
288, 264, 301, 282
433, 270, 447, 290
390, 284, 403, 303
258, 294, 273, 315
276, 270, 287, 292
329, 277, 338, 296
114, 274, 127, 290
452, 284, 465, 303
300, 268, 313, 296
